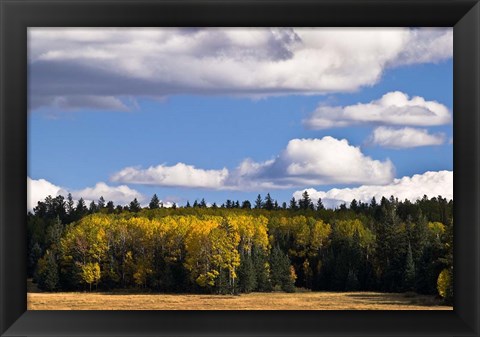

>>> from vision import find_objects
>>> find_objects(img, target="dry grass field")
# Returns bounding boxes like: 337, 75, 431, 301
28, 291, 452, 310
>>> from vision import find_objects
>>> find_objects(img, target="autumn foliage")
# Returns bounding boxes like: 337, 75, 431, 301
29, 193, 453, 300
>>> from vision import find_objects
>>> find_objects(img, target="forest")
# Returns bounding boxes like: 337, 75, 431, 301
27, 192, 453, 304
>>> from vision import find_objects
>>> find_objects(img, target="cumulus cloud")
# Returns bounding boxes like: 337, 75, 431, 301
27, 177, 146, 211
293, 170, 453, 209
111, 136, 395, 190
111, 163, 229, 189
28, 27, 452, 111
304, 91, 451, 129
69, 182, 145, 205
369, 126, 446, 148
27, 177, 64, 211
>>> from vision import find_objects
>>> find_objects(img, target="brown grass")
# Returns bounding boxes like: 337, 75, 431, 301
27, 291, 453, 310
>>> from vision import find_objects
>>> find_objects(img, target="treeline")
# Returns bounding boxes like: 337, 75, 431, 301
28, 192, 453, 304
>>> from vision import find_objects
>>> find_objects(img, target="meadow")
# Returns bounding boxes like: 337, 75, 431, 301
27, 290, 452, 310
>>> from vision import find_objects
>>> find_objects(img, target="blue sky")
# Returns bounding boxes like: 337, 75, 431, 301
27, 28, 453, 209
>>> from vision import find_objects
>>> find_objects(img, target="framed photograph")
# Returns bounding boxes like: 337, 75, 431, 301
1, 0, 479, 336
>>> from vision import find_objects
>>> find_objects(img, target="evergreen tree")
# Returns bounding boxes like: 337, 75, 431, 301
252, 246, 271, 292
299, 191, 312, 210
28, 242, 43, 277
98, 196, 106, 209
185, 201, 191, 208
270, 245, 295, 292
36, 250, 59, 291
316, 198, 324, 211
46, 216, 63, 251
66, 193, 75, 216
255, 194, 263, 209
106, 201, 115, 214
129, 198, 141, 212
241, 200, 251, 209
89, 201, 98, 213
200, 198, 207, 208
75, 198, 88, 218
264, 193, 274, 210
289, 197, 298, 210
238, 254, 257, 293
404, 242, 415, 291
350, 199, 358, 212
149, 194, 160, 209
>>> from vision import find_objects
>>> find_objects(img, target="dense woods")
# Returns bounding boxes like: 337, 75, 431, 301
28, 192, 453, 304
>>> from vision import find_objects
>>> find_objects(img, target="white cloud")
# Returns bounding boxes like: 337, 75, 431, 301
391, 28, 453, 66
112, 136, 395, 190
111, 163, 229, 189
29, 27, 452, 111
27, 177, 145, 211
304, 91, 451, 129
293, 170, 453, 209
369, 126, 445, 148
69, 182, 145, 205
266, 137, 395, 186
27, 177, 64, 211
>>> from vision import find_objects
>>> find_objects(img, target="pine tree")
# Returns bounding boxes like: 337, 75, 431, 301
106, 201, 115, 213
66, 193, 75, 216
75, 198, 88, 218
252, 246, 271, 292
270, 245, 295, 292
46, 216, 63, 251
404, 242, 415, 291
300, 191, 312, 210
129, 198, 141, 212
149, 194, 160, 209
350, 199, 358, 212
264, 193, 274, 210
241, 200, 251, 209
238, 254, 257, 293
255, 194, 263, 209
98, 196, 106, 209
316, 198, 324, 211
36, 250, 59, 291
89, 201, 97, 213
289, 197, 298, 210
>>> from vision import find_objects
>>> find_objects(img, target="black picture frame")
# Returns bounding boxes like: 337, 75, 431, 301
1, 0, 479, 336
